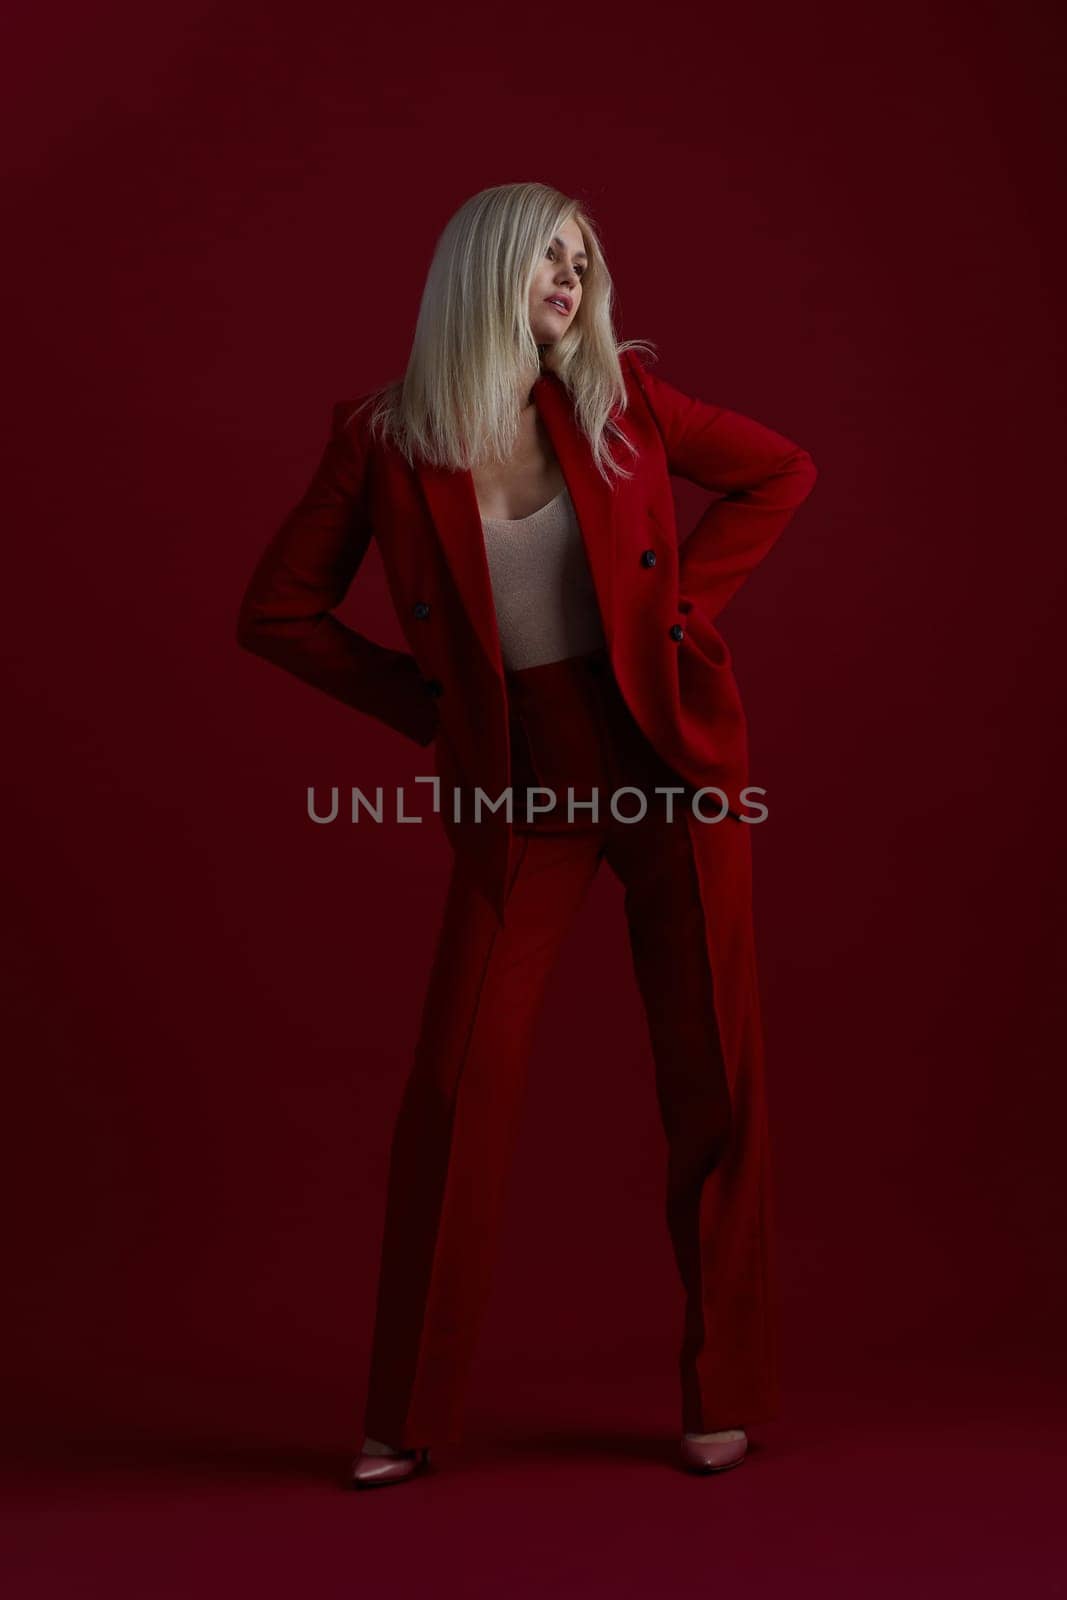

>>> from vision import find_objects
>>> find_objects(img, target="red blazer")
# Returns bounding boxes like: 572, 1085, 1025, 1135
237, 348, 818, 922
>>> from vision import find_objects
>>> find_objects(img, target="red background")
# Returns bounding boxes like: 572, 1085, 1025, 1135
4, 0, 1064, 1590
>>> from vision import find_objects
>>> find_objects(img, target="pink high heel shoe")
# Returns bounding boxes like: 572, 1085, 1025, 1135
347, 1444, 432, 1489
680, 1429, 748, 1473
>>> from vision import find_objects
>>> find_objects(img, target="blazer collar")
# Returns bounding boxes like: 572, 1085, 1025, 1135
413, 369, 617, 681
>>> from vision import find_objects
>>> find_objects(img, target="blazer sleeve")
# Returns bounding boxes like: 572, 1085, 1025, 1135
624, 351, 818, 621
236, 403, 438, 748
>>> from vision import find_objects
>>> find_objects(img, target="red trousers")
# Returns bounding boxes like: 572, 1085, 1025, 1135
362, 647, 779, 1446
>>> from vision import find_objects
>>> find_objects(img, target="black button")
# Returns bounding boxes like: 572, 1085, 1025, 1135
413, 601, 431, 620
425, 677, 444, 697
641, 549, 657, 568
669, 624, 685, 642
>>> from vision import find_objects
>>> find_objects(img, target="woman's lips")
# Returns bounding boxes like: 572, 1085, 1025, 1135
544, 296, 571, 315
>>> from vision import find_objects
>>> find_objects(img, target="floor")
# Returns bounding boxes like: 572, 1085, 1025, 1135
3, 1353, 1060, 1597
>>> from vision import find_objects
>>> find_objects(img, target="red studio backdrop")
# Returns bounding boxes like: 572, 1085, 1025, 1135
3, 0, 1064, 1591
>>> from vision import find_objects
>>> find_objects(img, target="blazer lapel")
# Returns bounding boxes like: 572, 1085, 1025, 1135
413, 370, 617, 680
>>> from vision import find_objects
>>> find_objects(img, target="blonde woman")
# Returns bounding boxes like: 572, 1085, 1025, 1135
236, 181, 817, 1486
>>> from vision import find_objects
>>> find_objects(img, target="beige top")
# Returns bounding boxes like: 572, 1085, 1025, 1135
480, 485, 606, 671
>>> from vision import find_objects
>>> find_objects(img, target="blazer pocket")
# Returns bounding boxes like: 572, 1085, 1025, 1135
677, 592, 732, 669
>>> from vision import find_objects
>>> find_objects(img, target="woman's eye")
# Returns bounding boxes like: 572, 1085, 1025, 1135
547, 248, 584, 278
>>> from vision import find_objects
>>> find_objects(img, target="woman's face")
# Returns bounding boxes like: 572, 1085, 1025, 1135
527, 217, 586, 347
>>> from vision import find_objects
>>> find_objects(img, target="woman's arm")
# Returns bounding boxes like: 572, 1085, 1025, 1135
236, 405, 438, 748
625, 352, 818, 621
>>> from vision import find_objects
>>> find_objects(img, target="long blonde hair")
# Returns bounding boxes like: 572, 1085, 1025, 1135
356, 182, 656, 483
